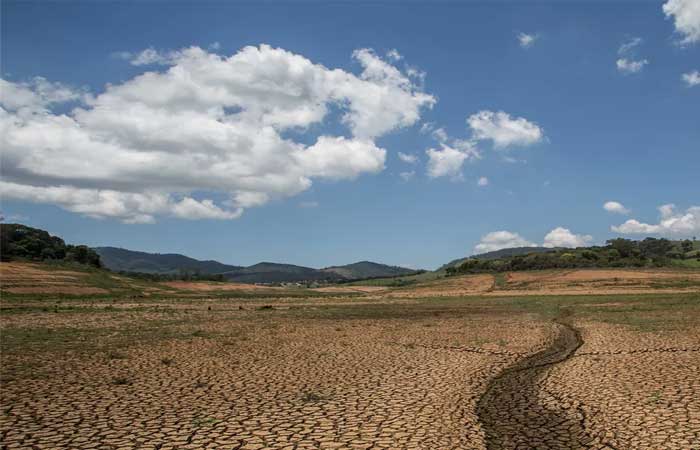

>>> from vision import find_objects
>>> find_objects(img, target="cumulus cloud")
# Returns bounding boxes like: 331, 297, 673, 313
474, 231, 536, 253
603, 201, 630, 215
467, 110, 544, 149
682, 70, 700, 86
477, 176, 489, 187
517, 32, 538, 48
426, 145, 468, 179
616, 58, 649, 74
543, 227, 593, 248
426, 141, 480, 179
0, 45, 434, 223
398, 152, 418, 164
0, 77, 89, 111
663, 0, 700, 45
422, 122, 481, 179
612, 204, 700, 236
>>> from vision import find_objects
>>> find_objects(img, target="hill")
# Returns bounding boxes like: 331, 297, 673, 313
439, 247, 554, 270
0, 223, 101, 268
95, 247, 242, 275
95, 247, 415, 284
445, 238, 700, 275
224, 262, 343, 284
322, 261, 417, 279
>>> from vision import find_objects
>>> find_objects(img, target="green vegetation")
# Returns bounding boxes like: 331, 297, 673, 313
1, 223, 101, 267
323, 261, 420, 280
446, 238, 700, 275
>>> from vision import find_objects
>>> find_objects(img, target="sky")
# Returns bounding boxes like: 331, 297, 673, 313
1, 0, 699, 270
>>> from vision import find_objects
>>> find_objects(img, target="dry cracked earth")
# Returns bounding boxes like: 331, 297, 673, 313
1, 285, 700, 449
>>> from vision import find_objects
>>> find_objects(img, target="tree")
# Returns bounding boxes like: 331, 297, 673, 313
639, 238, 674, 260
606, 238, 639, 258
681, 240, 693, 253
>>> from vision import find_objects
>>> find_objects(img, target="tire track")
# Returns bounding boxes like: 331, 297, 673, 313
476, 313, 595, 449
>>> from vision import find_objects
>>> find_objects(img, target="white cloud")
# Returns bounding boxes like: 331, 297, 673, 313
0, 77, 89, 111
419, 122, 435, 134
386, 49, 403, 61
616, 37, 648, 75
616, 58, 649, 74
0, 44, 434, 223
474, 231, 535, 253
517, 32, 538, 48
431, 127, 448, 143
603, 201, 630, 215
477, 176, 489, 187
467, 110, 544, 149
682, 70, 700, 86
208, 42, 221, 51
295, 136, 385, 179
398, 152, 418, 164
172, 197, 243, 220
663, 0, 700, 45
426, 145, 468, 179
399, 170, 415, 182
426, 142, 479, 179
543, 227, 593, 248
612, 204, 700, 236
618, 37, 643, 55
114, 47, 180, 66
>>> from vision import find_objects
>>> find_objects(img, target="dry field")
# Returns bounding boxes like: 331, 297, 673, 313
1, 262, 700, 449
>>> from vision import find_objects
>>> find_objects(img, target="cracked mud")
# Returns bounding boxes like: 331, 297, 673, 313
477, 316, 596, 449
1, 266, 700, 449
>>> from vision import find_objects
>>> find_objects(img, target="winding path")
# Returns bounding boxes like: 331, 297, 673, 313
476, 314, 597, 449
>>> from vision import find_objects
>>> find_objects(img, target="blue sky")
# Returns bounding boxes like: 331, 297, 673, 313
1, 1, 698, 269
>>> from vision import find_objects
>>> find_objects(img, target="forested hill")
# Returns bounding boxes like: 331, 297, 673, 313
322, 261, 417, 279
95, 246, 243, 275
95, 247, 418, 283
445, 238, 700, 275
439, 247, 554, 270
0, 223, 101, 267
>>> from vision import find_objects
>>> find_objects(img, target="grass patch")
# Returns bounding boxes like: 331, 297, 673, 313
301, 391, 325, 402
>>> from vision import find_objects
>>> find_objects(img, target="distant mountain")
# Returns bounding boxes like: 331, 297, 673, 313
439, 247, 555, 271
322, 261, 417, 279
225, 262, 342, 284
94, 247, 414, 284
95, 247, 243, 275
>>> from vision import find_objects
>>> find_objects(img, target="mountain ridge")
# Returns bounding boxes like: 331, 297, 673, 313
94, 247, 417, 283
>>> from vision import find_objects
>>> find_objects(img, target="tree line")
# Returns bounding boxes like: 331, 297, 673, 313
446, 237, 698, 275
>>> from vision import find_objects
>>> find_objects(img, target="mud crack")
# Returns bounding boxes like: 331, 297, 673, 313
476, 313, 595, 449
